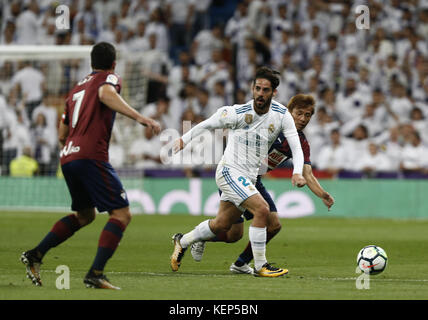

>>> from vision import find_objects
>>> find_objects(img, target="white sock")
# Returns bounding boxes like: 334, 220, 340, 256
249, 226, 267, 271
180, 220, 215, 248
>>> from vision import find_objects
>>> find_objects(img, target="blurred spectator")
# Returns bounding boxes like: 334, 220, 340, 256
2, 109, 31, 175
73, 0, 103, 40
31, 112, 57, 175
336, 77, 370, 123
321, 34, 339, 75
98, 13, 119, 44
342, 124, 370, 171
195, 86, 214, 119
128, 19, 149, 52
399, 130, 428, 173
117, 0, 133, 33
270, 3, 292, 46
276, 51, 300, 104
191, 24, 224, 67
340, 103, 385, 138
409, 106, 428, 143
192, 0, 212, 37
15, 0, 40, 45
166, 0, 196, 61
305, 106, 338, 164
197, 48, 230, 95
316, 128, 347, 176
1, 20, 17, 45
9, 145, 38, 177
167, 51, 198, 99
129, 126, 163, 169
0, 61, 15, 97
247, 0, 270, 39
141, 32, 172, 103
388, 81, 413, 122
94, 0, 120, 29
142, 96, 179, 132
145, 7, 169, 54
10, 61, 45, 120
357, 142, 394, 174
32, 94, 59, 140
129, 0, 161, 22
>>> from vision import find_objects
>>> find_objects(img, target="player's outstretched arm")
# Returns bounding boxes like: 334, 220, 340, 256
303, 164, 334, 211
98, 84, 161, 134
173, 106, 235, 154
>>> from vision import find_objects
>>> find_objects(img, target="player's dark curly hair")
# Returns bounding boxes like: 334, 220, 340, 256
253, 66, 281, 90
91, 42, 116, 70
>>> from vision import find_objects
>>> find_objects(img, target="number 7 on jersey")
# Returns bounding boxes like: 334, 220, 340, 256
71, 90, 85, 128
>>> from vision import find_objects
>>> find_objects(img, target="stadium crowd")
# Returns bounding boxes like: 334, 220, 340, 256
0, 0, 428, 177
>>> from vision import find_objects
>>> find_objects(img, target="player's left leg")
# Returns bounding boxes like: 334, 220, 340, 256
81, 160, 130, 289
171, 200, 242, 271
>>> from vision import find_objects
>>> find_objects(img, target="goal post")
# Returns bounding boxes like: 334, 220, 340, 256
0, 44, 150, 173
0, 45, 153, 212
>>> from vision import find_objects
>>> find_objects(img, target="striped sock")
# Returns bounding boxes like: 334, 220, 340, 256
35, 214, 81, 258
89, 218, 126, 274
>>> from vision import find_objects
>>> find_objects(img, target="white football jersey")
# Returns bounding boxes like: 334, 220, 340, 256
182, 99, 303, 182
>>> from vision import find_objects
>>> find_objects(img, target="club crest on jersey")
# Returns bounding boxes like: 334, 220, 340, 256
221, 109, 228, 118
268, 124, 275, 133
106, 74, 118, 85
245, 114, 253, 124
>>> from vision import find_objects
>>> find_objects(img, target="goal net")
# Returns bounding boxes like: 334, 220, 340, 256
0, 45, 152, 211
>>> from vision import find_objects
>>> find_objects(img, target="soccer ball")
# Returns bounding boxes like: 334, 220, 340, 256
357, 245, 388, 275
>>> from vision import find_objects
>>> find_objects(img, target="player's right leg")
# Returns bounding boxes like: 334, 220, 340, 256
170, 200, 242, 271
20, 207, 95, 287
191, 219, 244, 262
240, 194, 288, 277
230, 211, 282, 274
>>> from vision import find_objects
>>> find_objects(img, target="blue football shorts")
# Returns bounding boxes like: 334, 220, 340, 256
61, 159, 129, 213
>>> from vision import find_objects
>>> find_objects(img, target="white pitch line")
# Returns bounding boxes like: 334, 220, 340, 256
317, 276, 428, 282
27, 270, 428, 283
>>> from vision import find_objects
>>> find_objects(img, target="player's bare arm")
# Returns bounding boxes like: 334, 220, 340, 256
98, 84, 161, 135
303, 164, 334, 210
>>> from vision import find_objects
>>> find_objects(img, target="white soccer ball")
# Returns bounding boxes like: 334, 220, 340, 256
357, 245, 388, 275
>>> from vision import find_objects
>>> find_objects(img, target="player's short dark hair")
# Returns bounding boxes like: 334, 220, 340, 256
287, 94, 316, 115
91, 42, 116, 70
253, 66, 281, 90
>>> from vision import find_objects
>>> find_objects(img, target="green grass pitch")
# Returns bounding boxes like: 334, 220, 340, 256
1, 212, 427, 300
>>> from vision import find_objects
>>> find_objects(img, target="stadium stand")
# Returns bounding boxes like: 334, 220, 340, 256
0, 0, 428, 178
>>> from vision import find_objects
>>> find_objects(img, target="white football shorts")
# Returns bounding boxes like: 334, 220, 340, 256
215, 165, 259, 209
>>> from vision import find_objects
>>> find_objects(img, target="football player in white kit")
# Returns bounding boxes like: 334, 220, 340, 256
170, 67, 306, 277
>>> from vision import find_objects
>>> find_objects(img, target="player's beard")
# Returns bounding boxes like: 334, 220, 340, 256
254, 96, 272, 114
